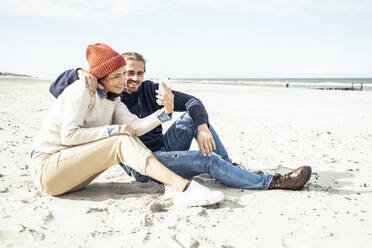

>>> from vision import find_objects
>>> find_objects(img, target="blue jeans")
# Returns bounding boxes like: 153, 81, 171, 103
120, 113, 272, 190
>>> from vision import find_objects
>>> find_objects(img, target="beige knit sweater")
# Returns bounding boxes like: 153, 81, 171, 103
33, 80, 163, 154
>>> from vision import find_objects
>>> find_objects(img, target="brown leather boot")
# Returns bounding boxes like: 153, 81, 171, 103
268, 166, 312, 190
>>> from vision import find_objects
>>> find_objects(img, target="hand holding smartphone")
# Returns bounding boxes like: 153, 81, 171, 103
159, 77, 171, 95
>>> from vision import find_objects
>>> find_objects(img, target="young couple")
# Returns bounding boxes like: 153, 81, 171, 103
31, 43, 312, 207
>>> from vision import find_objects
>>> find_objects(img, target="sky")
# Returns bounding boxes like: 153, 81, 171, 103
1, 0, 372, 79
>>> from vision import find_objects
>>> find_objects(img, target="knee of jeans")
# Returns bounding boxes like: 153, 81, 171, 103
205, 152, 221, 169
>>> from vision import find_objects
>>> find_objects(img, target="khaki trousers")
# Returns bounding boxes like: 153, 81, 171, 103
30, 135, 152, 196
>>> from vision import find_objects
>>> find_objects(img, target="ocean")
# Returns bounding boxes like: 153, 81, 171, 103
2, 76, 372, 92
170, 78, 372, 91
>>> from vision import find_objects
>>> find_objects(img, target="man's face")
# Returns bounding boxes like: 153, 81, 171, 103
123, 59, 145, 94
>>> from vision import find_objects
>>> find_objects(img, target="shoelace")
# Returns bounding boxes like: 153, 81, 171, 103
273, 172, 291, 185
232, 162, 246, 170
232, 162, 266, 175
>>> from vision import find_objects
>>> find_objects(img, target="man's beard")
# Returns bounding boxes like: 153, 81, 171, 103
124, 80, 140, 93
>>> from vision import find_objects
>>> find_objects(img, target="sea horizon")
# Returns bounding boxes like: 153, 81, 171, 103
169, 77, 372, 91
2, 75, 372, 91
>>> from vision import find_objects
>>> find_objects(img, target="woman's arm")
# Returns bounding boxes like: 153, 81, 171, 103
112, 102, 169, 136
60, 81, 112, 145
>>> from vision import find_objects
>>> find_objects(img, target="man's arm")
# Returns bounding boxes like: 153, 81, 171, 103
172, 91, 216, 156
148, 81, 209, 125
49, 69, 79, 98
150, 81, 215, 155
50, 69, 101, 98
172, 90, 209, 127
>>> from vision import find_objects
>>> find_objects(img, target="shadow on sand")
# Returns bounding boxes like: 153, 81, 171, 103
58, 169, 371, 204
58, 180, 164, 202
304, 170, 372, 195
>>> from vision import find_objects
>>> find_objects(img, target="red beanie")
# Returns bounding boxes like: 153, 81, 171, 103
86, 43, 126, 79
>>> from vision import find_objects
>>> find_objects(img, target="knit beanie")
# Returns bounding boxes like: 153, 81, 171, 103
86, 43, 126, 79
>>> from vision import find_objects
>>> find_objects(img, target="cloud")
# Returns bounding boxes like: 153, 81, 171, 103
180, 0, 372, 15
0, 0, 172, 20
1, 0, 371, 21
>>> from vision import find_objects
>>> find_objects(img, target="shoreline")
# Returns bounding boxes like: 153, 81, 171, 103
0, 72, 33, 78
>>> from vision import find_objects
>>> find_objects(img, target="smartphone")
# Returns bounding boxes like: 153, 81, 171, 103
159, 77, 171, 95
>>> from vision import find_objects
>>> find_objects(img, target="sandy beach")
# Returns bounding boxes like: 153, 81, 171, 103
0, 77, 371, 248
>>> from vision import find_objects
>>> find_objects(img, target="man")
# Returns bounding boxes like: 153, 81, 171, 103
49, 52, 311, 190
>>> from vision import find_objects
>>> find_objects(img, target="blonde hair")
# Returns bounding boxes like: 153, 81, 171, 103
121, 52, 146, 72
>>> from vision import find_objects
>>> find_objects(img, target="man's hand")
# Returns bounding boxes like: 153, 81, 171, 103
155, 83, 174, 114
196, 124, 216, 157
119, 124, 135, 137
77, 69, 103, 96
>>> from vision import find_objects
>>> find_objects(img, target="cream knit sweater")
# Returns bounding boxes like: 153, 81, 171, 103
33, 80, 163, 154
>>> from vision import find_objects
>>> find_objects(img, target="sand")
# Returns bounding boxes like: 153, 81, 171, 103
0, 77, 371, 247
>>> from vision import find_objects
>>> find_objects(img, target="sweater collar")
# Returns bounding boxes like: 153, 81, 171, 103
97, 89, 116, 101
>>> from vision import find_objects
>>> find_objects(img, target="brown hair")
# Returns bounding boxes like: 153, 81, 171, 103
121, 52, 146, 72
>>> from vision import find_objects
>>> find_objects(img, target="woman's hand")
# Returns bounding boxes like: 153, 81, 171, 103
155, 83, 174, 115
119, 124, 135, 137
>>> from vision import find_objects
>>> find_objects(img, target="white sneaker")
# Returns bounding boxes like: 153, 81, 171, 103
164, 180, 224, 207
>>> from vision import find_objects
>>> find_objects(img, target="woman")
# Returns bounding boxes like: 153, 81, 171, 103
30, 43, 224, 207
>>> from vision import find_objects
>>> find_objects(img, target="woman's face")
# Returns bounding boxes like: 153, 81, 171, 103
101, 66, 125, 94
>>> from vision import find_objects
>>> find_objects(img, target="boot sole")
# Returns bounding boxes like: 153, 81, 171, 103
295, 166, 312, 190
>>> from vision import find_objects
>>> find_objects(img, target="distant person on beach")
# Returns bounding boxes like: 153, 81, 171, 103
50, 52, 312, 191
30, 43, 225, 207
285, 80, 289, 88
